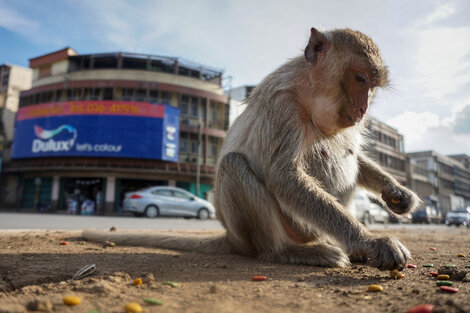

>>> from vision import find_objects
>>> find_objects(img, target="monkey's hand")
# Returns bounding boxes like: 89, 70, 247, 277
381, 184, 422, 215
366, 236, 411, 271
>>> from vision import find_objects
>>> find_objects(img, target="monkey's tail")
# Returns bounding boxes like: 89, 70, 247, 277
81, 229, 233, 254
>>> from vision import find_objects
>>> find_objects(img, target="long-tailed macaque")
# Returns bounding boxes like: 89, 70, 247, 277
83, 27, 421, 270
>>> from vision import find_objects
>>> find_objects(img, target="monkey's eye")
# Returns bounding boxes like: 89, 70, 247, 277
355, 73, 368, 85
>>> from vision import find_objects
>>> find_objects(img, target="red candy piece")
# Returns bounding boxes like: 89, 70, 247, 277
429, 272, 438, 276
60, 241, 68, 245
407, 264, 417, 269
439, 286, 458, 293
406, 304, 434, 313
429, 247, 436, 251
251, 275, 267, 281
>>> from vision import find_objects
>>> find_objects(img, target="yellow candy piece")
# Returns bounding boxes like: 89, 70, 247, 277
437, 274, 450, 280
133, 278, 142, 286
63, 295, 81, 306
368, 284, 383, 292
457, 253, 466, 258
391, 199, 400, 204
389, 270, 404, 279
124, 302, 143, 313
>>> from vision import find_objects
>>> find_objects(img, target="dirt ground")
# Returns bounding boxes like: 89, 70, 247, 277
0, 227, 469, 313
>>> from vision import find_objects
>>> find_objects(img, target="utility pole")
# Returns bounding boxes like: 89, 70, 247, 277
196, 117, 202, 197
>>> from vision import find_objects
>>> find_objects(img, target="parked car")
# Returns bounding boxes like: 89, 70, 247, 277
350, 190, 389, 225
123, 186, 216, 219
445, 208, 470, 228
411, 206, 442, 224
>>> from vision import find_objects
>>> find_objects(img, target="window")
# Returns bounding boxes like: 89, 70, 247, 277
161, 91, 170, 105
152, 189, 173, 197
93, 56, 118, 69
191, 141, 198, 154
136, 89, 146, 102
122, 57, 147, 70
191, 97, 199, 118
210, 101, 217, 121
179, 140, 187, 152
149, 90, 159, 104
1, 74, 8, 87
180, 95, 189, 116
122, 88, 134, 101
91, 88, 101, 100
103, 88, 113, 100
174, 191, 192, 200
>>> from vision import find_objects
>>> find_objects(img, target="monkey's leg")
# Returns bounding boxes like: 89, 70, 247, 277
216, 152, 350, 267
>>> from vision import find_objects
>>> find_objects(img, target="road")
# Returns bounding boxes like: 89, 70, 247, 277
0, 212, 458, 231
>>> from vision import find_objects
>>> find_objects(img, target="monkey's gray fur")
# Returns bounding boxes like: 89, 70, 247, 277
83, 28, 421, 270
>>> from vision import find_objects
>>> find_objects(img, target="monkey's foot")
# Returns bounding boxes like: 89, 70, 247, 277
263, 243, 351, 268
366, 236, 410, 271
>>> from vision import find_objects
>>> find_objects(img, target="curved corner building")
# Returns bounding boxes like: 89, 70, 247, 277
9, 47, 228, 214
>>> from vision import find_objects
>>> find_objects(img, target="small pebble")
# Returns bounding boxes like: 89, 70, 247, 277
439, 286, 459, 293
423, 264, 434, 268
124, 302, 143, 313
209, 285, 217, 293
407, 264, 417, 269
59, 241, 68, 245
457, 253, 465, 258
162, 281, 179, 288
103, 241, 115, 247
252, 275, 267, 281
436, 275, 450, 280
436, 281, 453, 286
389, 270, 404, 279
429, 272, 438, 276
445, 264, 456, 268
110, 226, 117, 232
405, 304, 434, 313
367, 284, 383, 292
26, 299, 53, 311
144, 298, 163, 305
429, 247, 437, 251
63, 295, 81, 306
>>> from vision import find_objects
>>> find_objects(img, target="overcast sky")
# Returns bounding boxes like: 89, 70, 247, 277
1, 0, 469, 156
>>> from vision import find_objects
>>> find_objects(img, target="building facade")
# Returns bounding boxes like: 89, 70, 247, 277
0, 64, 33, 206
366, 117, 407, 184
4, 48, 229, 214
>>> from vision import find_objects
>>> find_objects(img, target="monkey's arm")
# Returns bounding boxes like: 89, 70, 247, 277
357, 154, 422, 214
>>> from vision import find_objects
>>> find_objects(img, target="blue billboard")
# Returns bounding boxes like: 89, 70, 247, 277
12, 101, 180, 162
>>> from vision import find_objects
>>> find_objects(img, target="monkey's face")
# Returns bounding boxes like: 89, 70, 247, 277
337, 65, 375, 128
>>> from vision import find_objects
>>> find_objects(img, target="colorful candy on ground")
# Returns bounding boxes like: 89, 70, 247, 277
465, 265, 470, 269
405, 304, 434, 313
436, 281, 453, 286
429, 247, 436, 251
457, 253, 466, 257
429, 272, 438, 276
445, 264, 456, 268
436, 274, 450, 280
439, 286, 459, 293
144, 298, 163, 305
407, 264, 417, 269
389, 270, 405, 279
60, 241, 68, 245
251, 275, 267, 281
368, 284, 383, 292
133, 278, 142, 286
423, 264, 434, 268
124, 302, 143, 313
63, 295, 81, 306
162, 281, 180, 287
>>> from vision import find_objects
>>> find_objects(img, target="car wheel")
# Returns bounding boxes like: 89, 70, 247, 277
145, 205, 159, 218
198, 208, 209, 220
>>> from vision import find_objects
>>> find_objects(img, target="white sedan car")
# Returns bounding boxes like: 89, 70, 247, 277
123, 186, 216, 219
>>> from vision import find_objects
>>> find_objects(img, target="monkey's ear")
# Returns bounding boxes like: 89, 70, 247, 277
304, 27, 328, 63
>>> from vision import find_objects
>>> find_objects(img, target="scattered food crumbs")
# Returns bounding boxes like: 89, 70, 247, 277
423, 264, 434, 268
457, 253, 466, 258
407, 264, 417, 269
367, 284, 383, 292
429, 272, 438, 277
436, 274, 450, 280
429, 247, 436, 251
103, 241, 115, 247
389, 270, 404, 279
133, 278, 142, 286
252, 275, 267, 281
124, 302, 143, 313
439, 286, 459, 293
436, 281, 453, 286
445, 264, 456, 268
63, 295, 81, 306
59, 241, 68, 245
144, 298, 163, 305
162, 281, 180, 288
109, 226, 117, 232
405, 304, 434, 313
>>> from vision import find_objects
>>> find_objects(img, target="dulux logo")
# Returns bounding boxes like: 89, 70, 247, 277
32, 125, 77, 153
